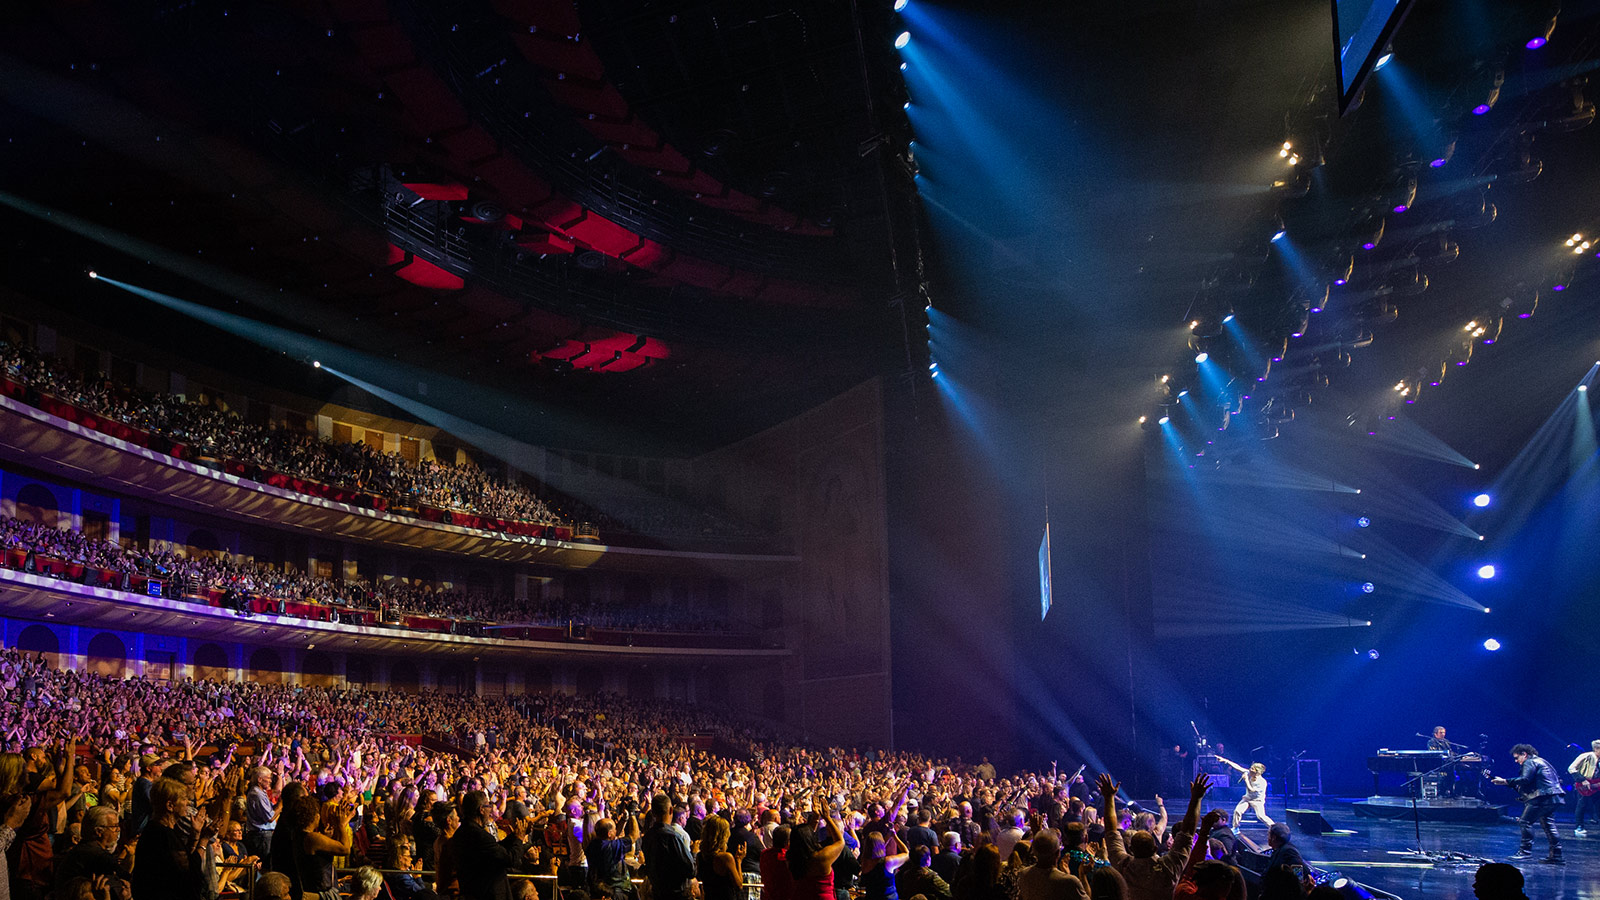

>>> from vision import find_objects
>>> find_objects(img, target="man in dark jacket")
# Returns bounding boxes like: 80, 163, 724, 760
452, 791, 517, 900
55, 806, 131, 900
1492, 744, 1565, 863
641, 795, 696, 900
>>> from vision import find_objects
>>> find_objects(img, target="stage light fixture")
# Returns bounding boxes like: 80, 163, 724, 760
87, 270, 98, 279
312, 361, 321, 369
1195, 352, 1208, 363
1177, 389, 1189, 398
1138, 415, 1147, 424
1471, 103, 1491, 115
1356, 517, 1370, 528
1367, 649, 1380, 660
1361, 582, 1375, 593
1393, 204, 1408, 213
1484, 638, 1501, 651
1374, 52, 1393, 71
1477, 564, 1496, 579
1271, 230, 1286, 242
1157, 415, 1170, 425
1222, 314, 1234, 323
1279, 141, 1291, 158
1330, 875, 1375, 900
1580, 385, 1590, 393
1473, 493, 1491, 507
1429, 158, 1447, 168
893, 0, 908, 9
894, 31, 910, 48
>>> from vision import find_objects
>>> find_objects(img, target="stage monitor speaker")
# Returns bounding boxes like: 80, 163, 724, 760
1286, 809, 1334, 835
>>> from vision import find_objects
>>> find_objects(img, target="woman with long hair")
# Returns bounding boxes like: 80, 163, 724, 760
787, 796, 846, 900
856, 828, 908, 900
695, 816, 742, 900
952, 844, 1007, 900
292, 792, 354, 900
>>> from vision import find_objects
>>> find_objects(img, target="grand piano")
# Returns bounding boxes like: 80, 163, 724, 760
1356, 749, 1501, 822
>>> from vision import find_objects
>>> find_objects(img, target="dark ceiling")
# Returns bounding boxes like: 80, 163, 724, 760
0, 0, 1597, 459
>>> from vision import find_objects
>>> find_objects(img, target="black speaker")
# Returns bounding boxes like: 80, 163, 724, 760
1286, 809, 1334, 835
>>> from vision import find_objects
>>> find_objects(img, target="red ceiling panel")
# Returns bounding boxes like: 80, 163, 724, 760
562, 211, 643, 257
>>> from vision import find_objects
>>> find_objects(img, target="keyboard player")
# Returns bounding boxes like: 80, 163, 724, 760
1427, 726, 1460, 796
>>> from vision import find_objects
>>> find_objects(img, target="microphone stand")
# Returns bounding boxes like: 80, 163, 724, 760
1396, 760, 1493, 865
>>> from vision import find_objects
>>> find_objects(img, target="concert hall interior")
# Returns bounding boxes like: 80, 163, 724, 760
1, 0, 1599, 899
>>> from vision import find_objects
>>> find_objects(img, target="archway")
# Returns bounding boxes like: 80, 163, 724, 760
438, 661, 468, 695
763, 681, 786, 722
247, 647, 282, 684
302, 649, 337, 688
575, 665, 603, 696
14, 483, 59, 527
85, 632, 126, 678
185, 529, 222, 558
391, 659, 420, 694
525, 664, 552, 695
193, 643, 229, 681
16, 624, 60, 668
627, 667, 654, 699
346, 655, 374, 687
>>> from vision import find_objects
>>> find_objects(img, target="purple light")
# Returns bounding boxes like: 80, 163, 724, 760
1405, 398, 1416, 404
1429, 158, 1447, 168
1271, 356, 1283, 362
1362, 241, 1376, 250
1430, 381, 1440, 386
1471, 103, 1491, 115
1386, 415, 1396, 420
1526, 36, 1547, 49
1393, 204, 1408, 213
1333, 278, 1346, 285
1310, 306, 1323, 313
1368, 431, 1376, 435
1456, 360, 1469, 366
1291, 331, 1303, 338
1552, 284, 1566, 292
1517, 313, 1532, 319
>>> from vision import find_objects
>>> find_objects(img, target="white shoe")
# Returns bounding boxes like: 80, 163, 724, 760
1576, 828, 1588, 837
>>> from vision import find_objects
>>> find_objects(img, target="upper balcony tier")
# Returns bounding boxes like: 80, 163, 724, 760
0, 387, 796, 574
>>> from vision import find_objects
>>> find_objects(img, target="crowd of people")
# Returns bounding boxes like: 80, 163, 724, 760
0, 515, 739, 635
0, 644, 1537, 900
0, 342, 563, 529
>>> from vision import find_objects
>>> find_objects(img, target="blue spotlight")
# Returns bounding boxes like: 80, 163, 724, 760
312, 360, 321, 369
1157, 415, 1170, 425
900, 62, 907, 71
1194, 352, 1208, 363
1177, 389, 1189, 398
1429, 157, 1448, 168
893, 0, 908, 9
1361, 582, 1375, 593
1526, 36, 1546, 49
1476, 564, 1496, 579
1580, 384, 1589, 393
1356, 516, 1370, 528
1270, 230, 1286, 243
894, 31, 910, 49
1222, 314, 1234, 323
1472, 493, 1491, 508
1373, 52, 1393, 71
1483, 638, 1501, 651
1367, 649, 1380, 660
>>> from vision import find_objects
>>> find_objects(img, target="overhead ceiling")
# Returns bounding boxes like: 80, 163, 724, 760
0, 0, 1596, 461
0, 0, 913, 453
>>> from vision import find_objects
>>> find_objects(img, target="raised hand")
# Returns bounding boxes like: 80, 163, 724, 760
1095, 773, 1118, 802
1189, 774, 1211, 802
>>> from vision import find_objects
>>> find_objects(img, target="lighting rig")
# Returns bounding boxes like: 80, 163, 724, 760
1144, 0, 1590, 464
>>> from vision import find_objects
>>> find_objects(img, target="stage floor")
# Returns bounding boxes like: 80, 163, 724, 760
1242, 799, 1600, 899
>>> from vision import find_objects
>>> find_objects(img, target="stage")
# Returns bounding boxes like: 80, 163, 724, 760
1237, 798, 1600, 899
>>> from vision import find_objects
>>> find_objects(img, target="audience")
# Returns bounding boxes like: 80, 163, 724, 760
0, 639, 1537, 900
0, 514, 738, 635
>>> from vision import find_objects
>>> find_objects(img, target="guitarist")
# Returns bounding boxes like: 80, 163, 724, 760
1490, 744, 1564, 864
1567, 740, 1600, 836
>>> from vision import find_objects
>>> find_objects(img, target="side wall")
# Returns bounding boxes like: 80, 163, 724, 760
701, 379, 893, 748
